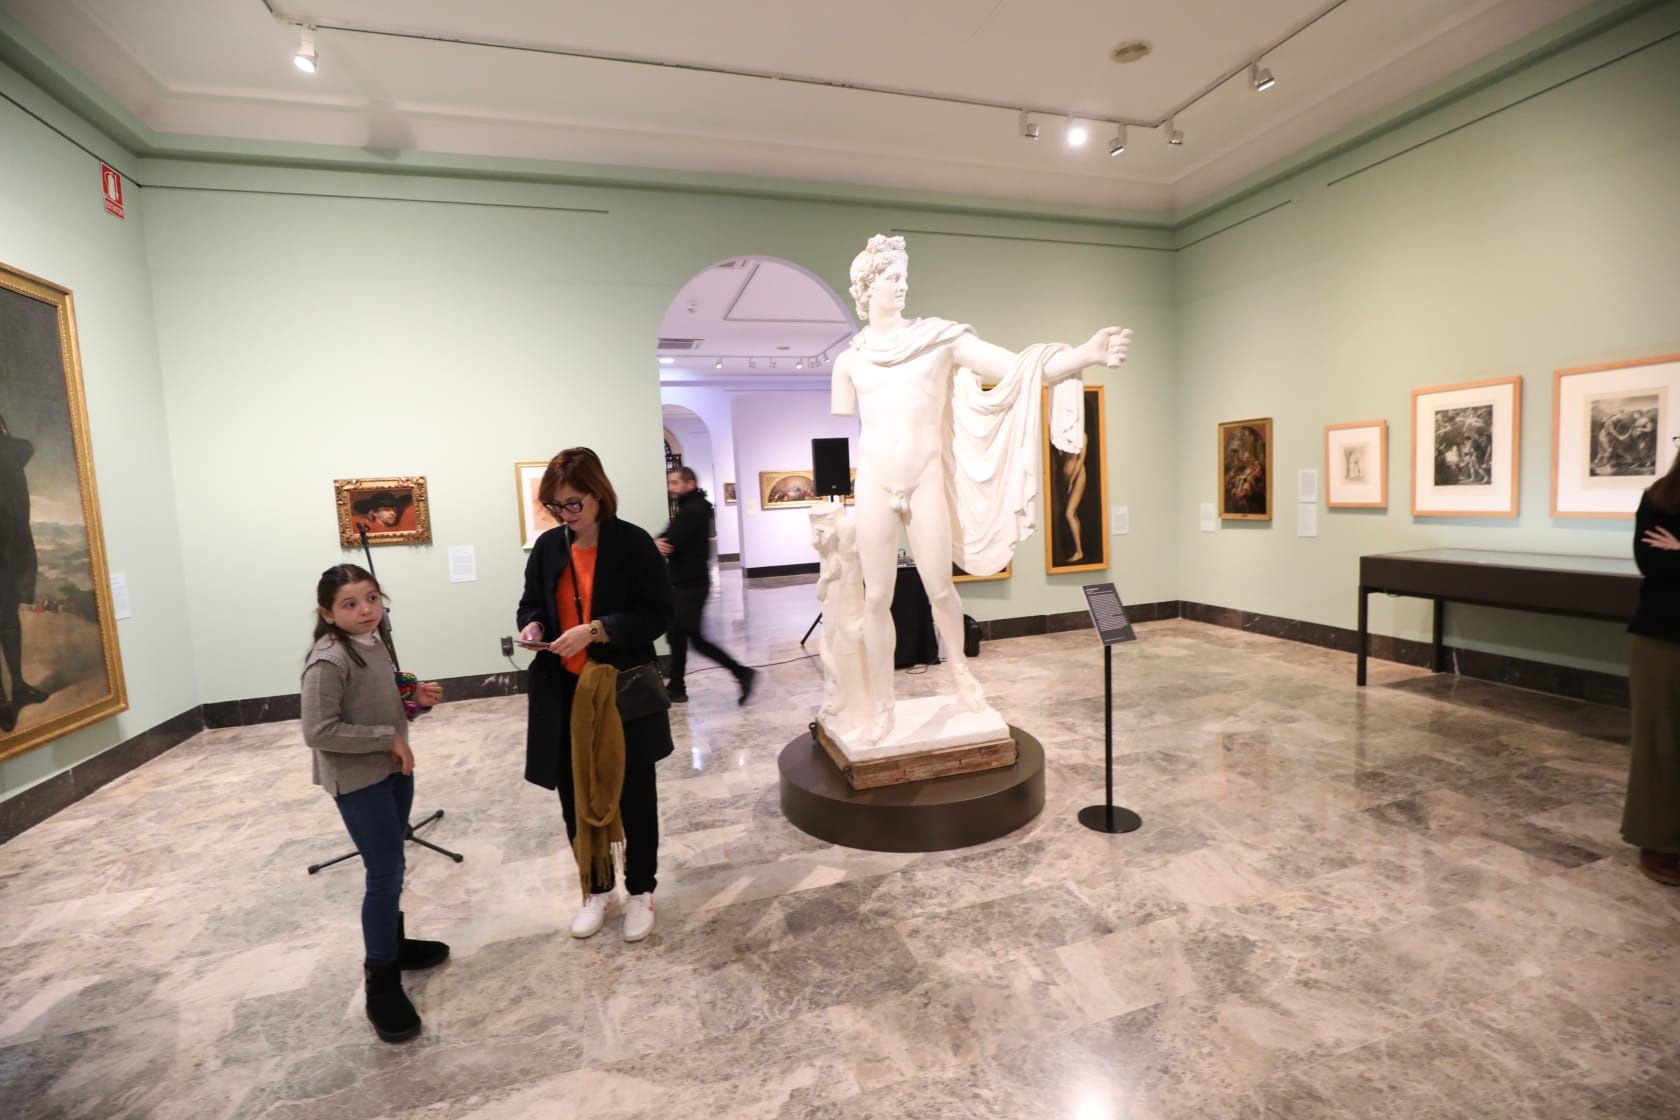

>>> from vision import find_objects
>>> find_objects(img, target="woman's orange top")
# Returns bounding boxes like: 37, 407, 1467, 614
556, 545, 598, 675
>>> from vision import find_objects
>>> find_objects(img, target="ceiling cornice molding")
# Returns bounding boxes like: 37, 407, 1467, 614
0, 0, 1666, 234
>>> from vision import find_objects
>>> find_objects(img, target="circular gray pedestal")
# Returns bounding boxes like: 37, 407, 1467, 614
778, 727, 1045, 853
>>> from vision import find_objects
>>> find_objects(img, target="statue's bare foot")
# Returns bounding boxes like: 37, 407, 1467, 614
954, 668, 987, 712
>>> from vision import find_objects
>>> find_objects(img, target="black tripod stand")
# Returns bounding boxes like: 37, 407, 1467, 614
306, 527, 464, 875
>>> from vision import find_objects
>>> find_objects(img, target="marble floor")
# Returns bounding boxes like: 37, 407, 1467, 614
1, 570, 1673, 1120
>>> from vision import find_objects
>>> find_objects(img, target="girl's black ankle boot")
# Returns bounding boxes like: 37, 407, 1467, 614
397, 912, 450, 970
363, 961, 421, 1043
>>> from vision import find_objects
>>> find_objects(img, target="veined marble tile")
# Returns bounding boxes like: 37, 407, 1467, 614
0, 584, 1667, 1120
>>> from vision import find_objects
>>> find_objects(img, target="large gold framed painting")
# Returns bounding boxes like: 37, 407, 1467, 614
0, 264, 127, 761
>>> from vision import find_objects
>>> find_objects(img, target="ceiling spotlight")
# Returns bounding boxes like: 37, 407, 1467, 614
714, 357, 723, 369
1066, 119, 1088, 148
1107, 126, 1127, 157
748, 358, 757, 369
820, 351, 830, 363
1249, 62, 1275, 92
769, 358, 777, 369
293, 25, 317, 73
1166, 118, 1184, 146
1018, 110, 1039, 141
796, 358, 804, 369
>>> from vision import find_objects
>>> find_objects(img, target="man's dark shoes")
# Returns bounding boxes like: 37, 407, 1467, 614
0, 703, 15, 733
666, 682, 688, 703
737, 668, 758, 706
364, 961, 421, 1042
397, 912, 450, 970
11, 683, 48, 706
1638, 849, 1680, 886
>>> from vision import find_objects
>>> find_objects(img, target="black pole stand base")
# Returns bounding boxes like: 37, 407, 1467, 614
307, 809, 465, 874
1078, 804, 1142, 834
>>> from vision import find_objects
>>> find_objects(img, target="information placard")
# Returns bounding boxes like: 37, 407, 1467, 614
1082, 583, 1136, 645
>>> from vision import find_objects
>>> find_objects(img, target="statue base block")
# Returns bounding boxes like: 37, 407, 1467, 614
816, 698, 1016, 789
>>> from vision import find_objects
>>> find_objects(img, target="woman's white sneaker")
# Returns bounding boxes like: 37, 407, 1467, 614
623, 894, 655, 942
570, 893, 609, 939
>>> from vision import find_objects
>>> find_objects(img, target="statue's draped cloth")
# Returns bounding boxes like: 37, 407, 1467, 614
847, 318, 1083, 577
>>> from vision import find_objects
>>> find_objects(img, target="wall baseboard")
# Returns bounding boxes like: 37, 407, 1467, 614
0, 708, 205, 846
4, 597, 1626, 844
744, 562, 820, 579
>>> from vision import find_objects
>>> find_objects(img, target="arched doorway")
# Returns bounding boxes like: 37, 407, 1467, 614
654, 256, 855, 572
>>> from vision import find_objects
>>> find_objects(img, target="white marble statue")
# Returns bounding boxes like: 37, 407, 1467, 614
809, 504, 870, 734
829, 234, 1131, 746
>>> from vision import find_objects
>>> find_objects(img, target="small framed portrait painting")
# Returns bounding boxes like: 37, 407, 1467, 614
335, 476, 432, 548
1217, 417, 1272, 521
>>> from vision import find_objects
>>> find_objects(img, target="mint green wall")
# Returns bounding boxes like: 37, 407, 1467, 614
137, 161, 1175, 703
0, 63, 198, 796
1173, 3, 1680, 676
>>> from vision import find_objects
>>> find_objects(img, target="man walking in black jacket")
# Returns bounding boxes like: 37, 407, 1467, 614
657, 467, 756, 704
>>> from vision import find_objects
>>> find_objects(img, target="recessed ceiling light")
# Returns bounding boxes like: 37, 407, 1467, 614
658, 357, 675, 364
1109, 40, 1152, 64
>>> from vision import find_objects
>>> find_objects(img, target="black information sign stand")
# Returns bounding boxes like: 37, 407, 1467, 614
1077, 583, 1142, 835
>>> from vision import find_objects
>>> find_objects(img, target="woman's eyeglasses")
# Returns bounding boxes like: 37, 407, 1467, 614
543, 497, 586, 518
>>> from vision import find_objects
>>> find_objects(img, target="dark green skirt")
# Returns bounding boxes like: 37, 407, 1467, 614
1623, 633, 1680, 853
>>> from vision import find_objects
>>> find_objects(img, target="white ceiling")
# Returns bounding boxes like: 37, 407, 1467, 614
658, 257, 852, 386
1, 0, 1597, 212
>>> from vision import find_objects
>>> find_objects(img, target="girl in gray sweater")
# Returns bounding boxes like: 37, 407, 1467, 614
301, 563, 447, 1043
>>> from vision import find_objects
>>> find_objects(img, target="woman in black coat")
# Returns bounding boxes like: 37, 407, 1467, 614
517, 448, 674, 941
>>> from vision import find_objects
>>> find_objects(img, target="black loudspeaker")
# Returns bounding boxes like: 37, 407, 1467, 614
812, 437, 852, 497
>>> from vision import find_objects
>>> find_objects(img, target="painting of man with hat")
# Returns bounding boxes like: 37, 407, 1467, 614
334, 477, 431, 548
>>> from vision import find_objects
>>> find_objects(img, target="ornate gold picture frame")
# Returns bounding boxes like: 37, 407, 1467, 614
1042, 384, 1109, 573
334, 476, 432, 548
1217, 417, 1272, 521
0, 262, 128, 762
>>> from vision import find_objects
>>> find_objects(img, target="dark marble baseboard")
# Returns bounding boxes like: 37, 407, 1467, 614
717, 553, 740, 563
0, 708, 204, 845
1177, 600, 1629, 708
979, 600, 1179, 642
744, 562, 821, 579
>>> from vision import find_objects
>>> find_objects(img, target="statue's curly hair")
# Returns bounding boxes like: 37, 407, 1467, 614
848, 234, 907, 319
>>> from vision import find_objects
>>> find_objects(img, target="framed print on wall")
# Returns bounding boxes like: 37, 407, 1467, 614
335, 476, 432, 548
1325, 421, 1388, 509
1217, 417, 1272, 521
0, 262, 128, 761
515, 460, 559, 548
759, 470, 819, 509
1552, 354, 1680, 518
1042, 384, 1109, 574
722, 481, 737, 505
1411, 376, 1521, 518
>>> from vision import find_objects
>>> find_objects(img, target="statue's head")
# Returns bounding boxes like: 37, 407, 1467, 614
849, 234, 907, 320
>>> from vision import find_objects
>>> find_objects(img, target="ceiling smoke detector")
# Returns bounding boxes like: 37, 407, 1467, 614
1109, 40, 1152, 64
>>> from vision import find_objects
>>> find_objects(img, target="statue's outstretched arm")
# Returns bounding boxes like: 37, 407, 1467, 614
951, 327, 1131, 384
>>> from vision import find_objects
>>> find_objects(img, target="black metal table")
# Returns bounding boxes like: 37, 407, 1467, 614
1356, 548, 1639, 685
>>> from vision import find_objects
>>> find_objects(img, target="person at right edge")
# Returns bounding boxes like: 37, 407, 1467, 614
1623, 442, 1680, 886
658, 466, 756, 705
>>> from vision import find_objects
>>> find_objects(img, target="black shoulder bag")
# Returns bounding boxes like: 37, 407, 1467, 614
565, 527, 670, 723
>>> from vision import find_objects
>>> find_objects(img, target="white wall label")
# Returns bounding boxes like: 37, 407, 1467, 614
448, 546, 477, 583
1111, 505, 1129, 535
109, 572, 132, 619
1297, 469, 1318, 503
1297, 502, 1319, 538
1199, 502, 1217, 532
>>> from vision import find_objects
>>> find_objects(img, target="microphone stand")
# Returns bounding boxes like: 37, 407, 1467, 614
307, 526, 464, 874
